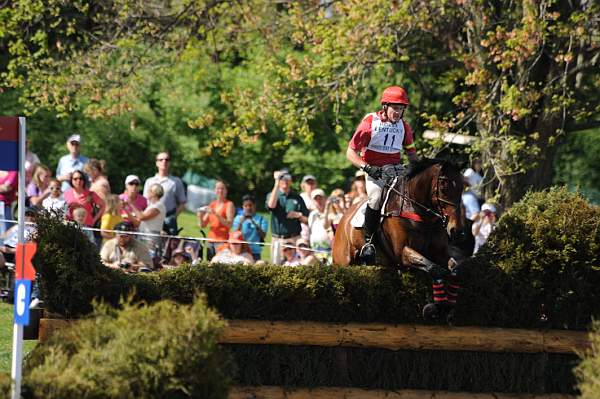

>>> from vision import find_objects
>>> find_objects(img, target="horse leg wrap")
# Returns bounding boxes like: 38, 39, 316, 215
447, 268, 461, 305
432, 278, 448, 303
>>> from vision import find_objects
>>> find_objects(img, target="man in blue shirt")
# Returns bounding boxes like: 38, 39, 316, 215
56, 134, 89, 191
232, 194, 268, 261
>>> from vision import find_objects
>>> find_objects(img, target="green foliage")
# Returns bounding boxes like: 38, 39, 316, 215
0, 372, 10, 397
576, 320, 600, 398
22, 297, 232, 399
461, 187, 600, 329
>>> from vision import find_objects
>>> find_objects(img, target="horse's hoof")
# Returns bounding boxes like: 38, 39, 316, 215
422, 303, 442, 321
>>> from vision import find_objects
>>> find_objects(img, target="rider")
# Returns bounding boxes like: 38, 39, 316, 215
346, 86, 418, 260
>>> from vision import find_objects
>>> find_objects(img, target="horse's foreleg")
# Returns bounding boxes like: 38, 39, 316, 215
401, 246, 448, 278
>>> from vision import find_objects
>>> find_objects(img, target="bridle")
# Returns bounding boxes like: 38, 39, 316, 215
385, 164, 460, 228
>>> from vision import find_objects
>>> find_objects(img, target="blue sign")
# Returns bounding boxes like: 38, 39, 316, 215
14, 280, 31, 326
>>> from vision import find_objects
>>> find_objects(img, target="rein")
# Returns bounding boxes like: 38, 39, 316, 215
384, 165, 459, 227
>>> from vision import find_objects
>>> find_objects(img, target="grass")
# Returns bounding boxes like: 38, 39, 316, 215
0, 303, 37, 374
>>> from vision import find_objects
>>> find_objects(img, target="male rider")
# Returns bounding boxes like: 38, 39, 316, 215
346, 86, 418, 261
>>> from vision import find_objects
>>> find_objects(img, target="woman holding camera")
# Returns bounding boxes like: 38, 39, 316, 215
126, 183, 166, 250
197, 180, 235, 260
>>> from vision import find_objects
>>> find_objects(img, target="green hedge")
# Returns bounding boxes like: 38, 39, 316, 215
34, 186, 600, 329
576, 321, 600, 398
21, 297, 232, 399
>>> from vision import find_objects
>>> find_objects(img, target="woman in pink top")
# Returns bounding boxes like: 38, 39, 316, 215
119, 175, 147, 221
64, 170, 106, 227
0, 170, 18, 234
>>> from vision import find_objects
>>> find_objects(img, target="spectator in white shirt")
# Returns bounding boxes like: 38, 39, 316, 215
42, 179, 68, 216
472, 203, 497, 254
55, 134, 89, 191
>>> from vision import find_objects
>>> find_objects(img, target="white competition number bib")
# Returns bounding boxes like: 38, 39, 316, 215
365, 113, 405, 154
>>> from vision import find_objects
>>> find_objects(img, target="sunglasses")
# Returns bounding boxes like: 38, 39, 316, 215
128, 181, 140, 186
50, 187, 61, 190
298, 244, 309, 249
156, 158, 170, 162
72, 176, 84, 181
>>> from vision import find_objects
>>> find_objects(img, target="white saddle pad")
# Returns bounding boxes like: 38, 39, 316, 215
350, 201, 368, 228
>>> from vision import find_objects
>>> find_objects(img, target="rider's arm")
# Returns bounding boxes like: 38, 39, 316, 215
346, 146, 366, 169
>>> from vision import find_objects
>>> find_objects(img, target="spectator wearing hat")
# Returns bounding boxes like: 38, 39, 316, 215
472, 202, 498, 254
0, 206, 38, 263
266, 169, 309, 265
307, 188, 332, 256
300, 175, 318, 211
281, 240, 301, 266
119, 175, 148, 221
232, 194, 268, 261
100, 221, 153, 272
56, 134, 89, 191
127, 183, 166, 250
296, 238, 318, 266
84, 159, 111, 200
143, 151, 187, 236
210, 230, 254, 265
197, 180, 235, 260
165, 248, 192, 268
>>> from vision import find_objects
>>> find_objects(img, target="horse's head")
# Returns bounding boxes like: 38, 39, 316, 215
431, 162, 464, 239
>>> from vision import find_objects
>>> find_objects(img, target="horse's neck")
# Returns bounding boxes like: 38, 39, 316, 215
406, 170, 432, 206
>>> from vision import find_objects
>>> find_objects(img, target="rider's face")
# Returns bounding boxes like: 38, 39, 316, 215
385, 103, 406, 123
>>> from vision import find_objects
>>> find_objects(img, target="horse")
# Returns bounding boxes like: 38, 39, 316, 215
332, 159, 465, 320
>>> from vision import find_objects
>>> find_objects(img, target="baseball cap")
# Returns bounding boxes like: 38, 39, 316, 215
355, 170, 367, 178
67, 134, 81, 143
229, 230, 244, 244
311, 188, 326, 199
125, 175, 141, 185
481, 203, 497, 213
114, 221, 135, 233
302, 175, 316, 183
278, 172, 292, 181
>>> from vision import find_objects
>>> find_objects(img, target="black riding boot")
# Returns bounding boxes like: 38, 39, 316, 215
359, 205, 380, 262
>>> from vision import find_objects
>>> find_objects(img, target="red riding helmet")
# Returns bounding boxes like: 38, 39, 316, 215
380, 86, 409, 105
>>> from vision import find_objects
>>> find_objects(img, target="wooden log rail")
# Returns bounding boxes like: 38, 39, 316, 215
39, 318, 590, 354
229, 386, 576, 399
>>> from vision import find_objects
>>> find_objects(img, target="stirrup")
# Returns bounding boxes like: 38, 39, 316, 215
359, 241, 376, 260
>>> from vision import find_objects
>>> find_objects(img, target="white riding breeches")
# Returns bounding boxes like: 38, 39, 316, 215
366, 175, 385, 210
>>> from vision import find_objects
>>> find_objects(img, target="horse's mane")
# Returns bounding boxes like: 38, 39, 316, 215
406, 158, 460, 179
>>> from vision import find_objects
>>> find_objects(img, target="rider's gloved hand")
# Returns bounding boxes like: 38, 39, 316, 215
362, 164, 382, 179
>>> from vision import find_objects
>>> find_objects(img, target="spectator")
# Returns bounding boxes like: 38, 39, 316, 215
164, 248, 192, 268
84, 159, 111, 200
56, 134, 89, 191
462, 159, 484, 219
266, 170, 309, 265
100, 221, 152, 272
143, 151, 186, 236
24, 138, 40, 185
300, 175, 318, 211
42, 179, 67, 215
100, 195, 124, 242
324, 188, 346, 235
127, 183, 166, 250
119, 175, 147, 221
64, 170, 106, 228
232, 194, 268, 261
27, 164, 52, 206
210, 230, 254, 265
197, 180, 235, 260
0, 206, 38, 263
0, 170, 18, 235
296, 238, 318, 266
72, 207, 95, 243
472, 203, 497, 254
281, 240, 301, 266
348, 172, 368, 206
307, 189, 332, 254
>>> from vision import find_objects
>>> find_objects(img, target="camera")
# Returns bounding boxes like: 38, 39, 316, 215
197, 206, 209, 213
119, 262, 131, 269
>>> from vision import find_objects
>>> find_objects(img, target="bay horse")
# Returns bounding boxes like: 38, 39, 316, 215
332, 159, 465, 320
